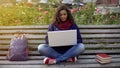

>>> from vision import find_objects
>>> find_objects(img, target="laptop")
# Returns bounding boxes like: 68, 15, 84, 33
47, 30, 77, 47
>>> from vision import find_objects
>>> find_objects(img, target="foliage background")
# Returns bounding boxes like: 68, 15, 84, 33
0, 0, 119, 26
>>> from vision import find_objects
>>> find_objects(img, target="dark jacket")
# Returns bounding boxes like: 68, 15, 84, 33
45, 23, 83, 54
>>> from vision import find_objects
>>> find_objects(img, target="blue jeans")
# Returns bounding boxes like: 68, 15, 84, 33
38, 43, 85, 63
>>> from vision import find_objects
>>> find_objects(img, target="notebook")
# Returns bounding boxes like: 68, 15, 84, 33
47, 30, 77, 47
96, 53, 112, 60
96, 53, 112, 64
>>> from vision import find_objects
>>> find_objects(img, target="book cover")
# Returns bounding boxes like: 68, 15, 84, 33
96, 53, 112, 60
96, 58, 111, 63
96, 58, 111, 64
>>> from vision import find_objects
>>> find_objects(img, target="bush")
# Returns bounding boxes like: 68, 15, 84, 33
72, 3, 120, 25
0, 2, 119, 26
0, 2, 56, 26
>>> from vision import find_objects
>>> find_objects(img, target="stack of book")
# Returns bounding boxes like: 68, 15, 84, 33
96, 53, 112, 64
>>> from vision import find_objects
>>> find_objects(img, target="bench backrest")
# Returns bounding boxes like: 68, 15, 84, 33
0, 25, 120, 56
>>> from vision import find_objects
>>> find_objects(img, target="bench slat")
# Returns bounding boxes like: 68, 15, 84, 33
0, 25, 119, 29
0, 38, 120, 45
0, 26, 48, 29
0, 34, 120, 39
0, 58, 119, 65
0, 44, 120, 50
0, 29, 120, 34
85, 44, 120, 48
0, 55, 120, 60
0, 35, 46, 39
0, 63, 120, 68
30, 50, 120, 54
78, 25, 120, 28
0, 30, 47, 34
80, 29, 120, 34
82, 34, 120, 38
0, 40, 45, 45
65, 63, 120, 68
83, 39, 120, 43
0, 50, 120, 55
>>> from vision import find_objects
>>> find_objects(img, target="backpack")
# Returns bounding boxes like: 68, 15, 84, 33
7, 34, 28, 61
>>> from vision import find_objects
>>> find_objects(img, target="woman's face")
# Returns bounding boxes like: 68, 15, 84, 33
59, 10, 68, 22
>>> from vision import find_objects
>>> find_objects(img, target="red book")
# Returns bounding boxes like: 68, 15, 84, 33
96, 53, 112, 60
96, 58, 111, 64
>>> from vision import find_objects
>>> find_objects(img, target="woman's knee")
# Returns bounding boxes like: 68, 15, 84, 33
38, 44, 48, 51
78, 43, 85, 52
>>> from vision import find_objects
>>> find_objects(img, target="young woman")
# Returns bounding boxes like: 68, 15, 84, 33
38, 5, 85, 64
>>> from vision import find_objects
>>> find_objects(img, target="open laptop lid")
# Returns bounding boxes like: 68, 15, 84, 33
47, 30, 77, 47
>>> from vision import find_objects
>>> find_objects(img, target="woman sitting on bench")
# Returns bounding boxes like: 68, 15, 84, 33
38, 5, 85, 64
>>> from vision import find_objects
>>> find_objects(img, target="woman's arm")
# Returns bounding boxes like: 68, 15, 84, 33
72, 24, 83, 43
45, 24, 54, 44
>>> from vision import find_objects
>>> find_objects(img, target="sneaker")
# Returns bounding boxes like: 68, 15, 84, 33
67, 57, 77, 62
43, 57, 56, 64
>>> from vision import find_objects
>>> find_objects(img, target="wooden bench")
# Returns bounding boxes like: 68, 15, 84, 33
0, 25, 120, 68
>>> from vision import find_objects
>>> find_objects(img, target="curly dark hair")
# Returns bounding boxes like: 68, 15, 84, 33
52, 5, 75, 24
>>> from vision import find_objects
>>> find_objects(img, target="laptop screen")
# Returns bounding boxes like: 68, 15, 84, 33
47, 30, 77, 47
